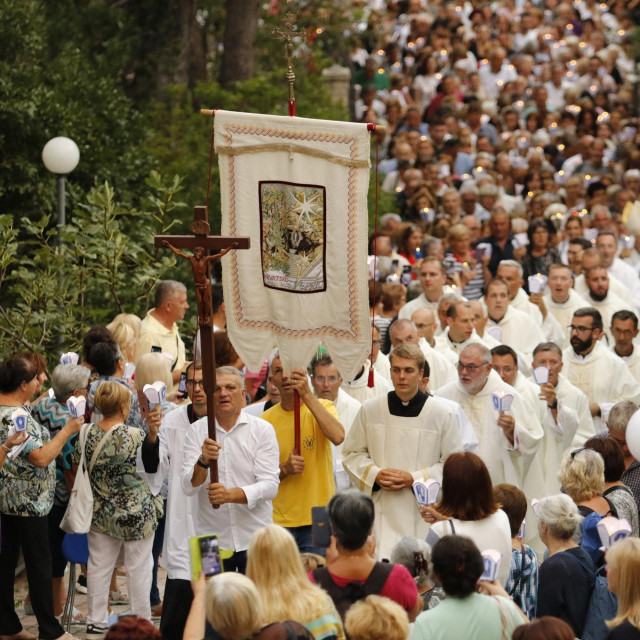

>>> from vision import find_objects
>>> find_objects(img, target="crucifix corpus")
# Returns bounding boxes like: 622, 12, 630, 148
155, 205, 249, 508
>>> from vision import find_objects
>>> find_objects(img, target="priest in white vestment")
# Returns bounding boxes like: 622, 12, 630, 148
342, 343, 463, 559
497, 260, 564, 346
581, 265, 629, 342
611, 310, 640, 385
389, 318, 456, 390
574, 247, 632, 311
563, 308, 640, 434
310, 354, 362, 491
543, 264, 589, 348
412, 308, 457, 365
398, 257, 456, 324
484, 278, 545, 361
596, 231, 640, 313
341, 359, 393, 403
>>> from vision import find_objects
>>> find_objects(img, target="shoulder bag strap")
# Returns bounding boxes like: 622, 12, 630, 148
492, 596, 509, 640
363, 561, 394, 594
88, 424, 120, 473
449, 519, 456, 534
77, 423, 90, 471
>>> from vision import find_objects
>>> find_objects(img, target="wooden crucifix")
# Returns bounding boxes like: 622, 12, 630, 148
155, 205, 249, 508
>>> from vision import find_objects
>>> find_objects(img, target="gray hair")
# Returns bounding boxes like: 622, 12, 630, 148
51, 364, 91, 404
420, 236, 443, 257
216, 365, 245, 387
498, 259, 523, 278
608, 401, 639, 437
460, 342, 491, 364
438, 293, 463, 311
154, 280, 187, 308
390, 537, 433, 588
536, 493, 581, 540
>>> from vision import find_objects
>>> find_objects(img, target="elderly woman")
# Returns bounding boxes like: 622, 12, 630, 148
604, 537, 640, 639
535, 494, 595, 638
309, 491, 421, 622
411, 535, 526, 640
584, 436, 639, 536
344, 596, 409, 640
247, 525, 344, 639
31, 364, 91, 620
72, 381, 162, 633
86, 340, 130, 421
423, 452, 512, 587
0, 353, 83, 640
442, 224, 489, 300
125, 351, 174, 617
183, 572, 314, 640
390, 537, 444, 611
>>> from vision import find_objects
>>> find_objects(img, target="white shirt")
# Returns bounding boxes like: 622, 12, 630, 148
398, 286, 457, 322
181, 412, 280, 552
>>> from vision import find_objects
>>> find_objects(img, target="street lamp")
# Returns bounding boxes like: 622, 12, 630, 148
42, 136, 80, 243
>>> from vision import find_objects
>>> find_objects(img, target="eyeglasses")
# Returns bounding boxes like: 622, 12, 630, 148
456, 362, 486, 372
313, 376, 340, 384
492, 365, 517, 374
568, 325, 594, 334
186, 379, 204, 389
611, 328, 635, 337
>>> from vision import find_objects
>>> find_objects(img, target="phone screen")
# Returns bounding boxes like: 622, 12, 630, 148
151, 346, 162, 353
199, 535, 222, 577
178, 372, 188, 399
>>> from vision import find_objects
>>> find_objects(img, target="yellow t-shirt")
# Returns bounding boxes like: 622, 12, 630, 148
261, 399, 337, 527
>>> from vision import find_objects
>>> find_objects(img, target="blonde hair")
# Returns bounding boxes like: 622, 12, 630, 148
246, 525, 343, 633
134, 352, 173, 391
558, 449, 605, 503
345, 595, 409, 640
606, 537, 640, 629
107, 314, 141, 362
93, 381, 131, 418
205, 573, 263, 640
447, 223, 470, 241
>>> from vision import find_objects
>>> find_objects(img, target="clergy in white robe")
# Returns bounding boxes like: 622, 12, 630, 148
563, 308, 640, 434
388, 317, 456, 390
436, 344, 544, 489
543, 264, 589, 348
412, 308, 459, 370
484, 279, 545, 361
582, 266, 629, 342
341, 359, 393, 403
373, 350, 391, 380
342, 343, 463, 559
398, 258, 456, 322
138, 366, 203, 640
610, 310, 640, 385
497, 260, 564, 346
596, 231, 640, 313
310, 354, 362, 491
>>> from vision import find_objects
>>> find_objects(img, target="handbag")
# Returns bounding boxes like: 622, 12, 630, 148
60, 423, 118, 534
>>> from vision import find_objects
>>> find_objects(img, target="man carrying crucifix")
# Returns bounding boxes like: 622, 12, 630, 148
180, 365, 280, 573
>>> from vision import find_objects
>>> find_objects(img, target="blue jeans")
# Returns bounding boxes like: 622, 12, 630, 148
286, 525, 326, 556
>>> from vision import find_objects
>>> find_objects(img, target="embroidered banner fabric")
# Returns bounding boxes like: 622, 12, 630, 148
216, 110, 371, 380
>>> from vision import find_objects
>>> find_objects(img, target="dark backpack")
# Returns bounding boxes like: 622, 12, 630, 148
312, 562, 394, 623
578, 564, 618, 640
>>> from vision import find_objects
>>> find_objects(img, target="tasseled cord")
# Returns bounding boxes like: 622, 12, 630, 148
367, 123, 380, 388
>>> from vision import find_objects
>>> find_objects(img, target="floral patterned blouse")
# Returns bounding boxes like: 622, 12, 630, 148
72, 422, 162, 541
0, 405, 55, 517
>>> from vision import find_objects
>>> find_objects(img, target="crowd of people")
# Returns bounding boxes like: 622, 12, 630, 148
3, 0, 640, 639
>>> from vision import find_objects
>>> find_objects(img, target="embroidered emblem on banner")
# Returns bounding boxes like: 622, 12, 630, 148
259, 180, 326, 293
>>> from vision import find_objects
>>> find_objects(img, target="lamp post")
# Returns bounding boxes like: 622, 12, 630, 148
42, 137, 80, 245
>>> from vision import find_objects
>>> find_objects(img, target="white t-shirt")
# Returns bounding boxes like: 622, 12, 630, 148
427, 509, 513, 587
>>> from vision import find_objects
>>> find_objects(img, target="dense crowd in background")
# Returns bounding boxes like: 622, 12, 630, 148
3, 1, 640, 640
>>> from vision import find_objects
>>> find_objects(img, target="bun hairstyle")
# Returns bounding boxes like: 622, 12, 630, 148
535, 494, 581, 540
93, 381, 131, 419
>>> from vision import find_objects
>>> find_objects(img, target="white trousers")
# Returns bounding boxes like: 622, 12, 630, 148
87, 528, 154, 625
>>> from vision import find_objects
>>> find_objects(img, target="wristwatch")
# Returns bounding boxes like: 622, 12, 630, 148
196, 457, 209, 469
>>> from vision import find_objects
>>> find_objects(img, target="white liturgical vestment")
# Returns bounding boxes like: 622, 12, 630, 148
486, 306, 545, 361
398, 286, 456, 321
331, 388, 362, 491
342, 393, 463, 559
582, 291, 629, 342
562, 340, 640, 433
436, 370, 544, 488
542, 289, 589, 349
511, 288, 564, 347
341, 360, 393, 403
419, 338, 457, 389
373, 351, 391, 380
434, 329, 500, 360
612, 345, 640, 385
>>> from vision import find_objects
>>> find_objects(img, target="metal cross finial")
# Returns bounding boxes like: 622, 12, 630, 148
273, 10, 298, 115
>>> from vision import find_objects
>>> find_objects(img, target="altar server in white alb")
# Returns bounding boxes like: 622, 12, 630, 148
562, 308, 640, 434
181, 366, 280, 572
139, 361, 203, 640
342, 343, 463, 559
436, 343, 544, 489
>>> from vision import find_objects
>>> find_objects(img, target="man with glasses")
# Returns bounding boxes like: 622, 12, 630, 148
607, 401, 640, 523
611, 310, 640, 385
139, 361, 206, 640
562, 308, 640, 434
342, 343, 462, 559
437, 343, 543, 490
310, 354, 361, 491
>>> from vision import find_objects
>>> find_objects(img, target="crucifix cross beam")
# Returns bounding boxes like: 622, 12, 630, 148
154, 205, 249, 506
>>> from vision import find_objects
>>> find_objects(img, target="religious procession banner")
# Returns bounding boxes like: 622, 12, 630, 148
216, 110, 371, 380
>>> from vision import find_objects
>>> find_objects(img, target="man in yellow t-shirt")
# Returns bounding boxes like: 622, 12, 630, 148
261, 356, 344, 553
